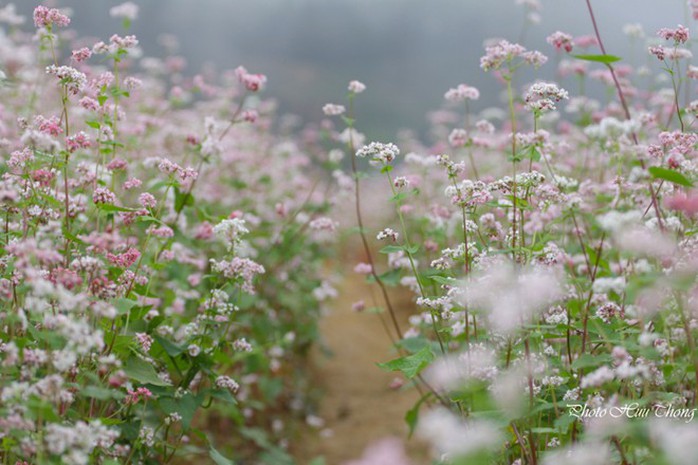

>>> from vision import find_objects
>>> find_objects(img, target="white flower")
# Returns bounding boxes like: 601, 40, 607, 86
213, 218, 249, 250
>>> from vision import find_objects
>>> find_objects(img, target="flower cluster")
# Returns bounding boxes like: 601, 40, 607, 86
355, 141, 400, 165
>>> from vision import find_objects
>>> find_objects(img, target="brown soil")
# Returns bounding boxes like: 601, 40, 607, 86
291, 271, 428, 464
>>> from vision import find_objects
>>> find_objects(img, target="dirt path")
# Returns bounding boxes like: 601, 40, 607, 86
293, 272, 427, 464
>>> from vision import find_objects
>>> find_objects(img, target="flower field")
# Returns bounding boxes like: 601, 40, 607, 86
2, 1, 698, 464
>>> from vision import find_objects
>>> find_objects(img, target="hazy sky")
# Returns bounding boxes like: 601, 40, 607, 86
8, 0, 690, 140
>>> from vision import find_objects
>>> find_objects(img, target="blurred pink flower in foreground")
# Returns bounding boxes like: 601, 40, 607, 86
666, 190, 698, 217
343, 437, 411, 465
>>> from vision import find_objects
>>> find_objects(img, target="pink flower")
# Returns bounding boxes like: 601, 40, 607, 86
242, 109, 258, 123
71, 47, 92, 63
658, 24, 690, 44
649, 45, 666, 61
134, 332, 153, 352
93, 187, 117, 205
449, 128, 469, 147
124, 387, 152, 405
322, 103, 346, 116
107, 247, 141, 268
343, 438, 412, 465
138, 193, 157, 209
444, 84, 480, 102
33, 6, 70, 29
235, 66, 267, 92
546, 31, 574, 53
35, 115, 62, 136
353, 263, 373, 275
66, 132, 91, 153
123, 177, 142, 190
348, 80, 366, 93
666, 191, 698, 217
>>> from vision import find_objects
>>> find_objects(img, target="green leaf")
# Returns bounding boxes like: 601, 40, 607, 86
648, 166, 693, 187
153, 335, 185, 357
96, 204, 137, 213
573, 54, 622, 64
406, 393, 430, 437
377, 346, 434, 379
114, 298, 138, 315
174, 187, 194, 213
209, 444, 235, 465
83, 386, 121, 401
123, 357, 171, 386
571, 353, 612, 370
406, 244, 420, 254
159, 393, 200, 430
430, 275, 456, 286
379, 245, 404, 254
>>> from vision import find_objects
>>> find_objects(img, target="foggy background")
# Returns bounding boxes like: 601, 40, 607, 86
8, 0, 690, 140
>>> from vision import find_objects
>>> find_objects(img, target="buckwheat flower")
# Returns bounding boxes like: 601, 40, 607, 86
92, 187, 116, 205
344, 438, 411, 465
322, 103, 346, 116
461, 261, 564, 335
164, 412, 182, 425
213, 218, 249, 250
425, 345, 498, 391
355, 141, 399, 165
480, 40, 526, 71
124, 76, 143, 90
525, 82, 569, 112
110, 2, 139, 21
210, 257, 265, 293
215, 375, 240, 393
522, 50, 548, 67
444, 84, 480, 102
328, 149, 344, 163
666, 47, 693, 60
46, 65, 87, 95
187, 344, 201, 357
418, 408, 502, 458
35, 115, 62, 136
138, 192, 156, 209
233, 338, 253, 352
125, 386, 152, 405
592, 276, 626, 295
146, 225, 174, 238
123, 177, 142, 190
666, 191, 698, 217
109, 34, 139, 51
66, 132, 91, 153
107, 247, 140, 268
393, 176, 410, 189
139, 426, 155, 447
580, 365, 615, 388
348, 80, 366, 93
448, 128, 469, 147
242, 109, 258, 123
79, 96, 99, 111
542, 442, 612, 465
352, 300, 366, 312
376, 228, 399, 242
546, 31, 574, 52
658, 24, 690, 44
71, 47, 91, 63
235, 65, 267, 92
650, 45, 667, 61
33, 6, 70, 29
354, 262, 373, 275
0, 4, 25, 26
623, 23, 645, 39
